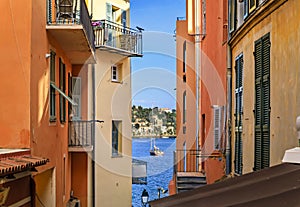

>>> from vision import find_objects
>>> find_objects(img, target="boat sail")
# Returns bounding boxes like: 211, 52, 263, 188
150, 138, 164, 156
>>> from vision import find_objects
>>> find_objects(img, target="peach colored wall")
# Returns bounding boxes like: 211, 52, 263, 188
30, 1, 73, 206
199, 0, 227, 183
0, 0, 32, 148
176, 20, 196, 156
175, 0, 227, 184
71, 153, 88, 207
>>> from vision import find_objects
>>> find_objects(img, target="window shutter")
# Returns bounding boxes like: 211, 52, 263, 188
261, 34, 271, 169
72, 77, 81, 120
234, 54, 243, 175
106, 3, 112, 21
214, 107, 221, 150
254, 33, 270, 171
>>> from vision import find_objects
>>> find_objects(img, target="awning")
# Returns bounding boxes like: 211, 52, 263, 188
50, 83, 77, 105
132, 159, 147, 184
149, 163, 300, 207
0, 155, 49, 177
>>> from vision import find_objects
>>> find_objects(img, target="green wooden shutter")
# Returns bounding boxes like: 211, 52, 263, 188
234, 54, 243, 175
59, 59, 66, 123
254, 33, 270, 171
261, 34, 271, 169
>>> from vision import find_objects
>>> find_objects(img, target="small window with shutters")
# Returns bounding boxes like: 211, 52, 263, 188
112, 120, 122, 157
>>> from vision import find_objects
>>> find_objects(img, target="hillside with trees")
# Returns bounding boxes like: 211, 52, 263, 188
132, 106, 176, 137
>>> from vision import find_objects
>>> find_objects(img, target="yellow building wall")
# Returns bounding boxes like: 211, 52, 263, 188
94, 50, 132, 207
231, 0, 300, 174
91, 0, 130, 25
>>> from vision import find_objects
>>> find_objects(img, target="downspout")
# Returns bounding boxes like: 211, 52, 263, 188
92, 64, 96, 207
195, 0, 200, 170
226, 44, 232, 175
226, 0, 232, 175
90, 0, 93, 19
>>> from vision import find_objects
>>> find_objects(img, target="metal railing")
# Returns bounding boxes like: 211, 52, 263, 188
93, 20, 143, 56
68, 120, 94, 147
46, 0, 95, 51
174, 149, 222, 173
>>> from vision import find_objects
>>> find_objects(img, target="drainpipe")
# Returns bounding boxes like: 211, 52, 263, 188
195, 0, 200, 170
90, 0, 93, 19
92, 64, 96, 207
225, 44, 232, 175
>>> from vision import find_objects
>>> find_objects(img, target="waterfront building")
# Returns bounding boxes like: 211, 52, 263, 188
228, 0, 300, 175
0, 0, 95, 206
90, 0, 143, 206
170, 0, 228, 194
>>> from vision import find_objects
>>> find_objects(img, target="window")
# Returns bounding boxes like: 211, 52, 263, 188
202, 0, 206, 36
112, 121, 122, 157
254, 33, 271, 171
249, 0, 256, 13
50, 50, 56, 122
244, 0, 249, 19
183, 41, 187, 82
71, 77, 81, 120
183, 41, 186, 74
234, 54, 243, 175
59, 58, 66, 123
111, 64, 122, 82
229, 0, 236, 32
183, 91, 186, 124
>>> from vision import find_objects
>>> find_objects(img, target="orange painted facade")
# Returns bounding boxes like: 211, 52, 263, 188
173, 0, 228, 194
0, 0, 94, 206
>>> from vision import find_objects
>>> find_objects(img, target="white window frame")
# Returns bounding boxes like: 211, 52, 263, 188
111, 65, 118, 82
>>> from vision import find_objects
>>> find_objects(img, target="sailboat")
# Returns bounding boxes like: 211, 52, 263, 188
150, 138, 164, 156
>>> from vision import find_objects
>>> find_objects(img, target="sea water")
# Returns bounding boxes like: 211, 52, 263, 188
132, 138, 176, 207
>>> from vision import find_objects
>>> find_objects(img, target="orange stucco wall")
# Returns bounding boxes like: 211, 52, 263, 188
0, 0, 32, 148
71, 153, 88, 207
199, 0, 227, 184
175, 0, 227, 186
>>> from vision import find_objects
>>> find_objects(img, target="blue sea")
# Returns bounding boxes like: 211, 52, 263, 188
132, 138, 176, 207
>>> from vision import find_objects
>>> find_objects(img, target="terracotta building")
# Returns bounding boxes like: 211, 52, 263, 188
228, 0, 300, 175
1, 0, 96, 206
170, 0, 228, 194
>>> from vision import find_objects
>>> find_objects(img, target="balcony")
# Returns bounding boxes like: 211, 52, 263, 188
68, 120, 94, 152
174, 150, 207, 193
93, 20, 143, 57
46, 0, 95, 64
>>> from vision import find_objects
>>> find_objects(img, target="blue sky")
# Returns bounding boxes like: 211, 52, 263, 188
130, 0, 186, 109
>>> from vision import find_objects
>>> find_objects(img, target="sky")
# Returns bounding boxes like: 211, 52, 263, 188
130, 0, 186, 109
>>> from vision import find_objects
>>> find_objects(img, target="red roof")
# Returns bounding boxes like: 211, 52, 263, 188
0, 155, 49, 177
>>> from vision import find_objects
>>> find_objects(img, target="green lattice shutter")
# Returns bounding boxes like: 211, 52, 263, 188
254, 33, 270, 171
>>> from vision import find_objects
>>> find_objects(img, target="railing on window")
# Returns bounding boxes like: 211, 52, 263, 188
68, 120, 94, 147
47, 0, 95, 51
174, 149, 222, 173
93, 20, 143, 56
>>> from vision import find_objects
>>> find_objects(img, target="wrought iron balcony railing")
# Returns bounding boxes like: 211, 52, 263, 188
68, 120, 94, 149
93, 20, 143, 57
46, 0, 95, 51
174, 149, 222, 173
